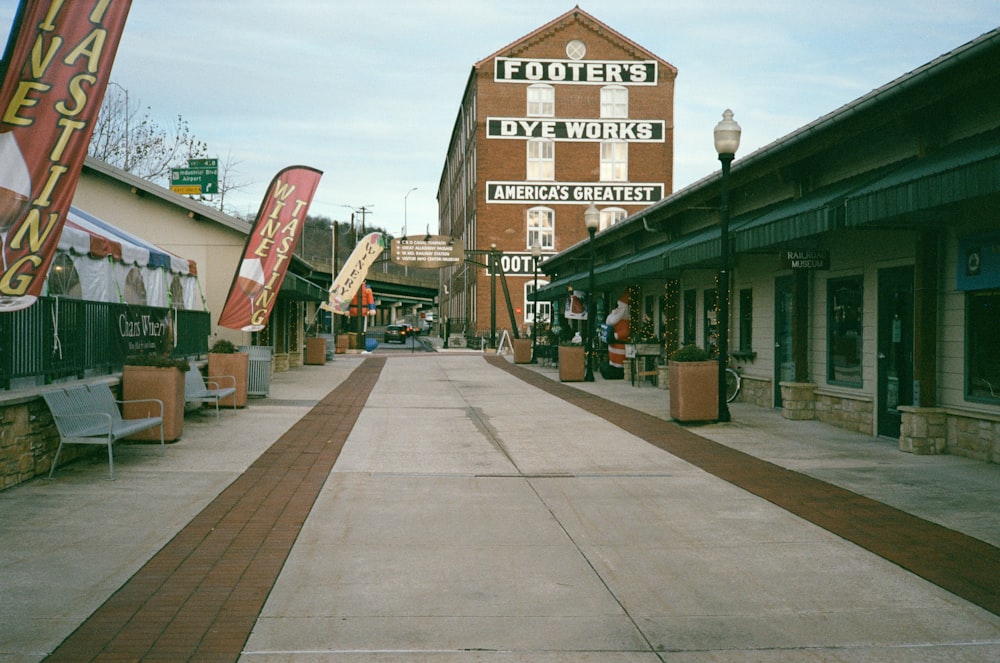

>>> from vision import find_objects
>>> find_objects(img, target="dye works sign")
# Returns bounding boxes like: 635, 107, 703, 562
487, 118, 664, 142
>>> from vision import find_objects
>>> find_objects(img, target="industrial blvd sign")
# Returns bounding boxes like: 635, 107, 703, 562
390, 236, 464, 268
170, 158, 218, 195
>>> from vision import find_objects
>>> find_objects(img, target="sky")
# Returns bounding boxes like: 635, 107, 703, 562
2, 1, 998, 234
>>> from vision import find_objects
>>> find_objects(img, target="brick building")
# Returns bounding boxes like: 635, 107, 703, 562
437, 7, 675, 341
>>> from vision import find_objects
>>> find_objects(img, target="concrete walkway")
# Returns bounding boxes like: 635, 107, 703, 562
2, 353, 999, 661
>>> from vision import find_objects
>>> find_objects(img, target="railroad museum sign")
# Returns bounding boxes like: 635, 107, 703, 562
390, 236, 464, 268
487, 181, 664, 205
780, 249, 830, 270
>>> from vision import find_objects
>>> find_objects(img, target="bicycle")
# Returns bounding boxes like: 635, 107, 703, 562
725, 363, 742, 403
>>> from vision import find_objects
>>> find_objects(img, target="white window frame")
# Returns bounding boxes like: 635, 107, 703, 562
525, 280, 552, 325
527, 84, 555, 117
527, 207, 554, 250
527, 139, 554, 181
599, 207, 627, 231
600, 85, 628, 118
600, 141, 628, 181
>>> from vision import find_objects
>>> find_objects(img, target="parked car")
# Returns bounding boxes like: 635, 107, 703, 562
384, 324, 409, 344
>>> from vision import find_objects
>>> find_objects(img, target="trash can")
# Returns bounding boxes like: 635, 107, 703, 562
239, 345, 272, 397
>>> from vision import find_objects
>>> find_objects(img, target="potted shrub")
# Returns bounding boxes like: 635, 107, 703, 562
208, 339, 249, 408
558, 334, 586, 382
668, 344, 718, 422
122, 354, 190, 442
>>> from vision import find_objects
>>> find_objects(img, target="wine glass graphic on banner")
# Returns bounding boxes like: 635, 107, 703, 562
0, 131, 33, 309
236, 258, 266, 331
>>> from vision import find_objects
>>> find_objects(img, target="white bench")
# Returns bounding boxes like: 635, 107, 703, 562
43, 383, 164, 480
184, 369, 237, 422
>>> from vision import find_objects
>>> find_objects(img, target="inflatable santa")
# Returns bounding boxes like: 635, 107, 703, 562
604, 291, 631, 375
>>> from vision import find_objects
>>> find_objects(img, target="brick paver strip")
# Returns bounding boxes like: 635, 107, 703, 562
489, 356, 1000, 617
46, 354, 1000, 662
46, 357, 386, 663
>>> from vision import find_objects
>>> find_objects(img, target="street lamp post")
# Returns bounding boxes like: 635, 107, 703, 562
530, 242, 542, 363
584, 203, 600, 382
404, 187, 417, 236
490, 243, 498, 349
713, 109, 741, 422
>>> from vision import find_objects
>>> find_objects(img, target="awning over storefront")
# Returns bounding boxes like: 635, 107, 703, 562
533, 175, 884, 300
279, 271, 327, 302
845, 134, 1000, 227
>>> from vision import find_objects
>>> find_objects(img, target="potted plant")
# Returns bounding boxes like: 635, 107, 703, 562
207, 338, 249, 408
558, 332, 586, 382
122, 354, 190, 442
667, 344, 718, 422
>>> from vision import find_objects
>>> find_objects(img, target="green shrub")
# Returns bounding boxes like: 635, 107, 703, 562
209, 339, 238, 354
669, 344, 710, 362
124, 354, 191, 372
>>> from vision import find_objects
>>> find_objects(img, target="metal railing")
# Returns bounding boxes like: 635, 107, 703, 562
0, 297, 210, 390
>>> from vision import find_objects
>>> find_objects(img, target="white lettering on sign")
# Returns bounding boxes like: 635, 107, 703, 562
486, 181, 664, 205
495, 57, 657, 85
488, 117, 664, 142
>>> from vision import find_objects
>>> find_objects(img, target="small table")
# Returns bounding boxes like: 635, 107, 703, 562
628, 345, 661, 387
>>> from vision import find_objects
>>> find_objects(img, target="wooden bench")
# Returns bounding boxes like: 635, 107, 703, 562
184, 369, 237, 422
43, 383, 164, 480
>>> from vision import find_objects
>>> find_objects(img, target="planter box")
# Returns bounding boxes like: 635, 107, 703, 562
122, 365, 185, 441
513, 338, 532, 364
305, 338, 326, 365
208, 352, 249, 408
558, 346, 585, 382
668, 360, 719, 422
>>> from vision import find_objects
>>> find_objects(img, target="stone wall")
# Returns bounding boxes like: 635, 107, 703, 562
1, 398, 60, 490
813, 390, 874, 435
946, 412, 1000, 463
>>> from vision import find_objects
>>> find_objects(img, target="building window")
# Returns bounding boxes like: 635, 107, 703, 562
739, 288, 753, 352
47, 253, 82, 298
967, 288, 1000, 402
525, 280, 551, 325
527, 207, 554, 250
828, 276, 863, 386
600, 141, 627, 181
600, 85, 628, 118
527, 139, 554, 181
527, 84, 554, 117
599, 207, 626, 231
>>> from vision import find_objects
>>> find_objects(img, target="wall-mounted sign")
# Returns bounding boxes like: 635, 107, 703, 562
487, 181, 663, 205
780, 249, 830, 270
957, 230, 1000, 291
485, 252, 547, 277
495, 57, 658, 85
391, 236, 464, 268
487, 117, 665, 142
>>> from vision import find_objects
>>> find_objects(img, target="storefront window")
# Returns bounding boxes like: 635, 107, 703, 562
828, 277, 863, 386
739, 288, 753, 353
967, 289, 1000, 402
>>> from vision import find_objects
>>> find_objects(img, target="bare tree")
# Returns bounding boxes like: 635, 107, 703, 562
89, 82, 208, 183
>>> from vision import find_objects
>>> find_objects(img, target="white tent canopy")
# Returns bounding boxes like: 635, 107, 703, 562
50, 206, 204, 310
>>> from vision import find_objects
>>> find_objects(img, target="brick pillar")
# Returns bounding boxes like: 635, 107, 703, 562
898, 406, 946, 455
780, 381, 815, 420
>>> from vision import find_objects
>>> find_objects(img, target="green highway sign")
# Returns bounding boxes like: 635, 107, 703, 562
187, 158, 218, 168
170, 166, 218, 195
